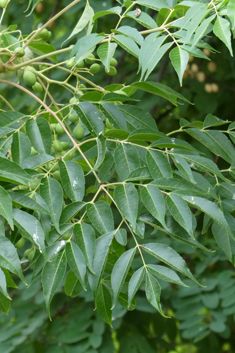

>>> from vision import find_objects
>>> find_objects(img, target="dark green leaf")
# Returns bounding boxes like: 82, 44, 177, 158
65, 241, 87, 290
59, 161, 85, 202
74, 223, 96, 273
87, 201, 114, 235
114, 183, 138, 230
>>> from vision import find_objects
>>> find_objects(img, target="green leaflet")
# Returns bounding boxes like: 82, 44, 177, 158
87, 201, 114, 235
114, 183, 138, 230
111, 247, 136, 308
65, 241, 87, 290
143, 243, 202, 286
42, 251, 67, 320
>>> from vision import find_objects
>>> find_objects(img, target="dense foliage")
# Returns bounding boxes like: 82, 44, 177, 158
0, 0, 235, 352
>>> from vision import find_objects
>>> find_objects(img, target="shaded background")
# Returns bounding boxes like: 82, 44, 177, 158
1, 1, 235, 352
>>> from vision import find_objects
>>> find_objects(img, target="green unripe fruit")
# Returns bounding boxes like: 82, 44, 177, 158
85, 54, 95, 64
73, 125, 84, 140
39, 28, 51, 41
105, 118, 113, 129
15, 237, 25, 249
64, 149, 75, 161
51, 163, 59, 172
63, 233, 71, 241
105, 66, 117, 76
90, 63, 100, 74
110, 58, 118, 67
61, 141, 70, 150
23, 69, 37, 86
69, 97, 77, 104
31, 147, 38, 156
50, 123, 57, 130
30, 181, 40, 190
52, 171, 61, 182
14, 47, 25, 57
76, 90, 83, 97
68, 113, 78, 123
28, 249, 36, 262
33, 82, 43, 93
66, 57, 75, 69
53, 139, 63, 152
24, 248, 32, 259
79, 84, 86, 90
56, 123, 65, 134
76, 60, 84, 68
0, 0, 7, 8
45, 162, 53, 171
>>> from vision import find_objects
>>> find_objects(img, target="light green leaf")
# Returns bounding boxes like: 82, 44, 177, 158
97, 42, 117, 71
13, 209, 46, 256
74, 223, 96, 273
11, 131, 31, 165
0, 186, 13, 229
128, 266, 145, 307
166, 194, 194, 238
114, 144, 141, 180
42, 251, 67, 320
113, 35, 140, 58
115, 26, 144, 45
93, 6, 122, 20
59, 161, 85, 202
126, 10, 157, 29
63, 2, 94, 45
146, 149, 172, 179
111, 247, 136, 308
141, 184, 166, 228
114, 183, 138, 230
145, 270, 166, 317
65, 241, 87, 290
40, 177, 63, 233
74, 102, 104, 137
213, 16, 233, 56
147, 264, 188, 287
227, 0, 235, 30
182, 196, 230, 232
136, 0, 170, 10
169, 46, 189, 86
29, 40, 57, 63
71, 33, 105, 63
143, 243, 201, 285
87, 201, 114, 235
0, 235, 26, 284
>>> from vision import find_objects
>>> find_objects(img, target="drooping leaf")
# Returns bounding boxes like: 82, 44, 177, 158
114, 183, 138, 230
65, 241, 87, 290
87, 201, 114, 235
97, 42, 117, 71
212, 222, 232, 262
65, 270, 83, 298
145, 270, 167, 317
0, 235, 26, 284
147, 264, 188, 287
114, 144, 141, 180
111, 247, 136, 307
89, 231, 115, 293
40, 177, 63, 233
169, 46, 189, 86
0, 186, 13, 229
74, 223, 96, 273
143, 243, 201, 285
166, 194, 194, 238
42, 251, 67, 320
59, 161, 85, 202
95, 282, 112, 326
213, 16, 233, 56
71, 33, 105, 63
11, 131, 31, 165
26, 118, 52, 154
128, 266, 145, 307
74, 102, 104, 137
13, 209, 46, 256
141, 184, 166, 228
146, 149, 172, 179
